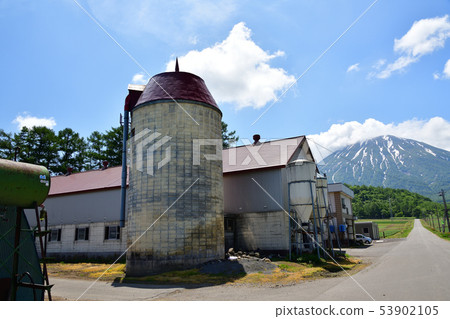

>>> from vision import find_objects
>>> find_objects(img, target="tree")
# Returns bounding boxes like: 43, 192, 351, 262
221, 121, 238, 149
86, 131, 105, 170
103, 126, 123, 167
56, 128, 87, 174
349, 184, 445, 219
13, 126, 59, 172
13, 127, 34, 162
0, 129, 14, 160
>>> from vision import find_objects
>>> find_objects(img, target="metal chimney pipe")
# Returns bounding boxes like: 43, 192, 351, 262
119, 110, 129, 228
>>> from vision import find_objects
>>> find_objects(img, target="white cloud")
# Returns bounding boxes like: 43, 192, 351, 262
373, 59, 386, 70
442, 59, 450, 78
87, 0, 237, 44
308, 117, 450, 162
165, 22, 296, 109
347, 63, 360, 72
367, 59, 386, 79
13, 113, 57, 130
188, 35, 199, 45
377, 56, 418, 79
375, 15, 450, 79
131, 73, 148, 84
432, 59, 450, 79
394, 15, 450, 56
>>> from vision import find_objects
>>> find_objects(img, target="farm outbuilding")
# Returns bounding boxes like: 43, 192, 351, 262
21, 64, 356, 273
355, 221, 380, 240
26, 135, 322, 259
25, 165, 127, 260
327, 183, 356, 245
223, 135, 318, 255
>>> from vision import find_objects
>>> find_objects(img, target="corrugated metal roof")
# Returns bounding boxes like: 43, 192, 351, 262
134, 71, 219, 110
49, 166, 125, 196
223, 136, 306, 174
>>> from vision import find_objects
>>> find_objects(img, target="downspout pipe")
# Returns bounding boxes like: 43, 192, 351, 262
120, 107, 129, 228
288, 183, 291, 261
119, 85, 144, 228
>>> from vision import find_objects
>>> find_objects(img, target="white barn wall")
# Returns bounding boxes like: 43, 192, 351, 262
26, 189, 122, 227
34, 222, 127, 259
25, 188, 126, 259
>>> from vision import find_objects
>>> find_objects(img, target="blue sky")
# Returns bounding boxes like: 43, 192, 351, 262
1, 0, 449, 161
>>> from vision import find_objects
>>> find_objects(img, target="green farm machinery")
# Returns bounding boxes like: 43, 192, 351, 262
0, 159, 52, 301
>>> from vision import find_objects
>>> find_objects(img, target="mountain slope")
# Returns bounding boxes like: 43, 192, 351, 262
320, 135, 450, 201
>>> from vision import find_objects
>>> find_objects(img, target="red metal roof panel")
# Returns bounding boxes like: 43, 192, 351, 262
223, 136, 306, 173
49, 166, 126, 196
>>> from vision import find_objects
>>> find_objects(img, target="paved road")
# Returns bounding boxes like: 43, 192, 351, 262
49, 278, 181, 301
51, 220, 450, 300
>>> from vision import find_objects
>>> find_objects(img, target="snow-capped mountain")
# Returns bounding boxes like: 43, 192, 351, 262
320, 135, 450, 201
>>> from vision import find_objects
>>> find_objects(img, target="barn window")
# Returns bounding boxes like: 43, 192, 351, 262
75, 227, 89, 241
363, 227, 369, 233
224, 218, 235, 232
48, 229, 61, 242
105, 226, 120, 240
341, 198, 347, 209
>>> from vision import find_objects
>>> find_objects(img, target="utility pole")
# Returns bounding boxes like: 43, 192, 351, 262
436, 205, 442, 232
389, 197, 393, 219
439, 189, 450, 233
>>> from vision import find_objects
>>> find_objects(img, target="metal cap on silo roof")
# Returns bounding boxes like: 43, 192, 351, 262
133, 60, 219, 111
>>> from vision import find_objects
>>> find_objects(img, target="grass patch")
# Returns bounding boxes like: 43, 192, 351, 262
357, 218, 414, 238
46, 254, 363, 286
270, 253, 362, 283
46, 262, 126, 281
421, 219, 450, 241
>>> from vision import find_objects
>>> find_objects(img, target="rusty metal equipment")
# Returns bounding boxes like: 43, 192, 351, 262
0, 159, 52, 301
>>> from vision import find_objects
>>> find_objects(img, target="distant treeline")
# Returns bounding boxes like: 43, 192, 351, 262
348, 185, 445, 219
0, 122, 238, 175
0, 126, 124, 175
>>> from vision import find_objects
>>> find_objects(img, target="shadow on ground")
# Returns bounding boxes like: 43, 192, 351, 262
114, 259, 276, 288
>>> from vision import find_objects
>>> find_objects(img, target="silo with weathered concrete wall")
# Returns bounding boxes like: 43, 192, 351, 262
126, 65, 224, 276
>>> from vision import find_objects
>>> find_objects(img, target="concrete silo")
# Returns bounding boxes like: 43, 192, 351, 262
126, 63, 224, 276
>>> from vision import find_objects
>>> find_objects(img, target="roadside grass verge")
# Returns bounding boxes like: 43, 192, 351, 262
45, 254, 363, 286
357, 218, 414, 238
46, 262, 126, 281
421, 219, 450, 241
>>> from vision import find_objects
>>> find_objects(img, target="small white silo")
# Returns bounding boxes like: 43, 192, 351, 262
286, 159, 321, 257
316, 175, 328, 218
286, 159, 317, 222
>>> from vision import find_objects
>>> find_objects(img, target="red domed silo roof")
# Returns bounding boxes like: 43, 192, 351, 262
134, 70, 219, 110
